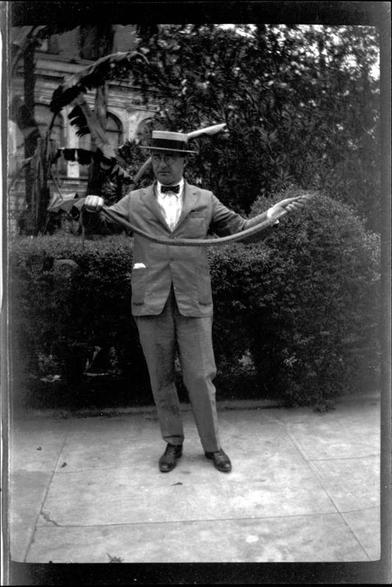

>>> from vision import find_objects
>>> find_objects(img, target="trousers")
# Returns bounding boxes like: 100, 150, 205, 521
135, 289, 220, 452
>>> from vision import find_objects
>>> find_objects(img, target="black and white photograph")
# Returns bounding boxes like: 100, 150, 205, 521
2, 1, 391, 584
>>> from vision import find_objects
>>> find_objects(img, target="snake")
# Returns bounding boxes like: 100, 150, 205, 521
100, 206, 289, 247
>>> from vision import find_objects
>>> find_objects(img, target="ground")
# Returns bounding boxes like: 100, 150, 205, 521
8, 394, 380, 564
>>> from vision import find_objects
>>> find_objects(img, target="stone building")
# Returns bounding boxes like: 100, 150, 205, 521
9, 25, 158, 233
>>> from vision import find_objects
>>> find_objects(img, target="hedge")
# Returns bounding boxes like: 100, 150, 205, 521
9, 190, 381, 409
211, 189, 381, 408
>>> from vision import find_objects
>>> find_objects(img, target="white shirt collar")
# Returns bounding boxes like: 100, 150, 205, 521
157, 177, 184, 197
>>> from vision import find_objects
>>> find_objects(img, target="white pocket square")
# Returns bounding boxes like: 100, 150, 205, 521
133, 263, 146, 269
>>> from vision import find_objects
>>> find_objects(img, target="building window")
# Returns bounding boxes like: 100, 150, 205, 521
106, 112, 123, 149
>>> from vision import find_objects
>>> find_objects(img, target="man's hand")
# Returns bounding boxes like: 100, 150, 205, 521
84, 195, 104, 212
267, 194, 313, 223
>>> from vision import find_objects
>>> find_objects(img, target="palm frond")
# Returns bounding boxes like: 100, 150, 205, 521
55, 148, 96, 165
50, 51, 149, 113
47, 193, 82, 213
68, 106, 90, 137
54, 148, 132, 182
110, 163, 133, 183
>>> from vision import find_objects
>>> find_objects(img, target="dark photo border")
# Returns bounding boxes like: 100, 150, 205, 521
2, 1, 391, 584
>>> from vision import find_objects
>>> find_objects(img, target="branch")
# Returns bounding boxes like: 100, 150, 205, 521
8, 157, 33, 192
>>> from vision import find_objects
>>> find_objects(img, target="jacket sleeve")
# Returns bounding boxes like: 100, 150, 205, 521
210, 194, 277, 242
107, 193, 133, 219
81, 193, 134, 235
209, 194, 247, 236
241, 210, 278, 243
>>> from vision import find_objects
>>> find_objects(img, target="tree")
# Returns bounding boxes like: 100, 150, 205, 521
10, 25, 81, 233
10, 24, 124, 234
49, 49, 160, 195
272, 25, 381, 229
126, 24, 380, 229
11, 23, 381, 234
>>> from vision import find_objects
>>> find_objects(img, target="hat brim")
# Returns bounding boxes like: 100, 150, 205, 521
139, 145, 197, 154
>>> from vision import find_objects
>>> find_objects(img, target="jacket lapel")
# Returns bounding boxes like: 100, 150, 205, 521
174, 181, 198, 231
141, 183, 170, 231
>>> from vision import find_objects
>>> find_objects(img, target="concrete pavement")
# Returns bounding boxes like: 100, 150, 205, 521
8, 394, 380, 564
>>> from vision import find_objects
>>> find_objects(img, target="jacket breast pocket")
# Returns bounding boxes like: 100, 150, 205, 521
185, 217, 206, 238
131, 267, 148, 304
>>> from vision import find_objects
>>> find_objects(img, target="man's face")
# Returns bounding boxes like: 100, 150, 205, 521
151, 151, 185, 185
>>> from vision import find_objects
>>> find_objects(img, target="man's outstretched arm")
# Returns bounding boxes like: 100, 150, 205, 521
241, 194, 312, 243
81, 194, 133, 235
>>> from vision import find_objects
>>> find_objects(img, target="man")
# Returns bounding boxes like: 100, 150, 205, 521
84, 130, 306, 474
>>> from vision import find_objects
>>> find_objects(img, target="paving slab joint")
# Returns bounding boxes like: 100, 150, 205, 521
41, 510, 61, 527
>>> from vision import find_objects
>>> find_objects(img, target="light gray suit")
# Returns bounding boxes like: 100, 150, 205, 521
103, 181, 270, 451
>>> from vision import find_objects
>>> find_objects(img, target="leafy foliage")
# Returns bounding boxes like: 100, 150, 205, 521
47, 49, 166, 202
49, 51, 150, 114
122, 24, 381, 229
14, 24, 381, 235
239, 189, 381, 406
10, 235, 151, 407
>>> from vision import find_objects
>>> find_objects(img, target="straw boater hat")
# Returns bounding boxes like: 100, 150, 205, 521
140, 130, 197, 154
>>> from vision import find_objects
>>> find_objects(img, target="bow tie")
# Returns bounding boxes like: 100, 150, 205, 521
161, 184, 180, 194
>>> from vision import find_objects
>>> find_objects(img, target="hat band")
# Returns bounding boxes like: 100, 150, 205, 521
150, 138, 189, 151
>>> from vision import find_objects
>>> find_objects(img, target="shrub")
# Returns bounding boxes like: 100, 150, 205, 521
231, 187, 382, 407
9, 192, 381, 409
9, 234, 152, 408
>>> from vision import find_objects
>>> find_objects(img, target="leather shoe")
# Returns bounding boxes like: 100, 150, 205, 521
159, 444, 183, 473
205, 449, 232, 473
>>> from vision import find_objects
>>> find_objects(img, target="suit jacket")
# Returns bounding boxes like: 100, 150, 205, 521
103, 181, 270, 317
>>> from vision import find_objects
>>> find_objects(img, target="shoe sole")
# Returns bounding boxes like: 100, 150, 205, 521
213, 464, 232, 473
